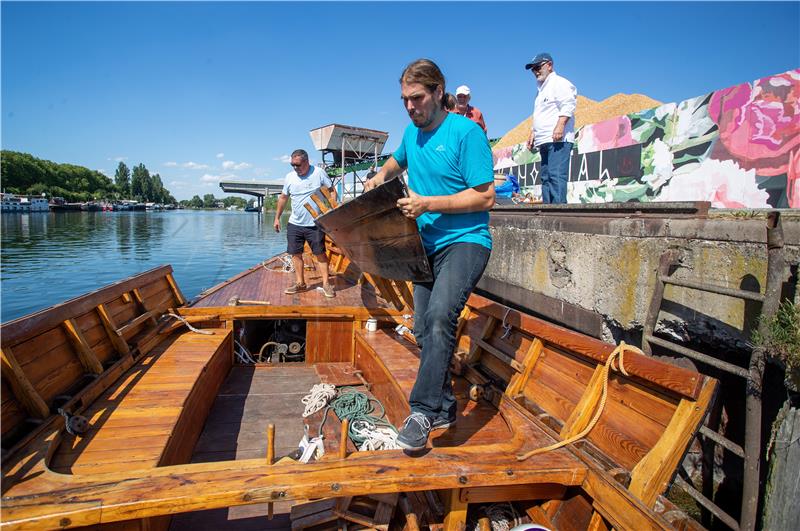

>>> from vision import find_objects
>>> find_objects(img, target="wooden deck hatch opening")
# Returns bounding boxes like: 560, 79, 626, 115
235, 319, 308, 363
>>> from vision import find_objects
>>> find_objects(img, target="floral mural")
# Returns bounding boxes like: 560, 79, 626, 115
494, 68, 800, 208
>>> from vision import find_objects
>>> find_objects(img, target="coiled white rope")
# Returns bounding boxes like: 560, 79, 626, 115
301, 383, 336, 418
353, 422, 400, 451
166, 313, 214, 335
261, 255, 295, 273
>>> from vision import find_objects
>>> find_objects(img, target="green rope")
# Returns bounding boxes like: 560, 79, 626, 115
318, 387, 397, 446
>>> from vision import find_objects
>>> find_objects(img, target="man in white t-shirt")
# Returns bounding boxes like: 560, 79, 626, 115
525, 52, 577, 204
273, 149, 336, 297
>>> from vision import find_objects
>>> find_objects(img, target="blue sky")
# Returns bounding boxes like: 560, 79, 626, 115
2, 1, 798, 201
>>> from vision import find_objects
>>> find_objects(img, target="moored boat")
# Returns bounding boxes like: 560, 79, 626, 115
1, 193, 50, 212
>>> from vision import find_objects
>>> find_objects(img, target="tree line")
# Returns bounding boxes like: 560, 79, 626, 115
179, 194, 280, 210
1, 150, 175, 204
114, 161, 175, 204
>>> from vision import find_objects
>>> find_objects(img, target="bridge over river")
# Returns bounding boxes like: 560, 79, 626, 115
218, 179, 285, 209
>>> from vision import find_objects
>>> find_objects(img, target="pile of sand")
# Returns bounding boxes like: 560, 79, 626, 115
492, 93, 663, 151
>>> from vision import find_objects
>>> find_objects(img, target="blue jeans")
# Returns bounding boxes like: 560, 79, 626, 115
409, 242, 491, 420
539, 142, 572, 204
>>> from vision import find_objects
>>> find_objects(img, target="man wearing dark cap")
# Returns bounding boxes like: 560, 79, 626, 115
524, 52, 577, 204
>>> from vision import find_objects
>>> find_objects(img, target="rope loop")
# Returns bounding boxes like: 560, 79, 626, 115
516, 341, 642, 461
261, 255, 295, 273
500, 308, 513, 339
301, 383, 336, 418
166, 313, 214, 335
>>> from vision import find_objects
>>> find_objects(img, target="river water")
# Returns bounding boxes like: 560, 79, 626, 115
1, 210, 288, 323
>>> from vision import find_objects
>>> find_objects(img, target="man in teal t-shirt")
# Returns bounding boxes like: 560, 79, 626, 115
365, 58, 495, 451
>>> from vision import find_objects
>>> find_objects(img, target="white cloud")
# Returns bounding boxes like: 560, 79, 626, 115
164, 161, 178, 167
200, 172, 235, 183
221, 160, 252, 171
108, 156, 127, 162
274, 154, 292, 163
183, 161, 210, 170
98, 169, 109, 175
169, 180, 187, 187
216, 152, 225, 159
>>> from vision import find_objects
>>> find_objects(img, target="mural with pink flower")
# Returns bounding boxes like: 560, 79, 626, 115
577, 115, 635, 153
494, 68, 800, 208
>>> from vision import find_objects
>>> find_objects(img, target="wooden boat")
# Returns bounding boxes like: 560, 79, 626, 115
1, 187, 718, 531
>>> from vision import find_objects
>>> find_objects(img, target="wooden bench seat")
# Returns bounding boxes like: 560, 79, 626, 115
49, 327, 232, 474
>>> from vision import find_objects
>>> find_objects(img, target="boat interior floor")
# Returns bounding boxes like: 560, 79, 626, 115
171, 364, 318, 531
170, 357, 511, 530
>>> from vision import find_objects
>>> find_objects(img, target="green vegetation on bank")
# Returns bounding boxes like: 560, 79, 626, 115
1, 150, 175, 204
178, 194, 281, 210
753, 300, 800, 389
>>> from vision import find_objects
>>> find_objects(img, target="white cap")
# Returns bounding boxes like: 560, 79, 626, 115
456, 85, 471, 96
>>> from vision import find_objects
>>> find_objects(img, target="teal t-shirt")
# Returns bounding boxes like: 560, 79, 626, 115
393, 113, 493, 255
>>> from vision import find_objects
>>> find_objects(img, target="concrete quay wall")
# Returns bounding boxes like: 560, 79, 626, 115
484, 210, 799, 350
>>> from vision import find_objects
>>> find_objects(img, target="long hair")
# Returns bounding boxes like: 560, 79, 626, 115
400, 58, 446, 109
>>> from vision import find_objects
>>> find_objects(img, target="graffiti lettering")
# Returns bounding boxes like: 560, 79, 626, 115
507, 144, 643, 189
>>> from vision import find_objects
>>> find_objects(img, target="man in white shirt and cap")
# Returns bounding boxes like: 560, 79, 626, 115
525, 52, 577, 204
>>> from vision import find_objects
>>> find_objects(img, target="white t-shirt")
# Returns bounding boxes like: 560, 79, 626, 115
281, 166, 332, 226
532, 71, 577, 147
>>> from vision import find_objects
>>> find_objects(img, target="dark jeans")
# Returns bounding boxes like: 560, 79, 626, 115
539, 142, 572, 204
409, 242, 491, 420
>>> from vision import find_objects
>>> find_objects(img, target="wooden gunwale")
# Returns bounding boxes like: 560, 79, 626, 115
467, 294, 705, 400
0, 265, 175, 348
0, 395, 586, 530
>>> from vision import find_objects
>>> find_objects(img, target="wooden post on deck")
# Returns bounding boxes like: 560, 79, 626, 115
267, 423, 275, 520
442, 488, 467, 531
339, 418, 349, 459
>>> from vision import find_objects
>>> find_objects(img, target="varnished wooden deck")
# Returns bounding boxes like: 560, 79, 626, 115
191, 256, 393, 311
171, 365, 321, 530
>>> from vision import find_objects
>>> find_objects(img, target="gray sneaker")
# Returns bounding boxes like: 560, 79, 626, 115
396, 412, 432, 451
319, 284, 335, 298
431, 415, 457, 430
284, 282, 308, 294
